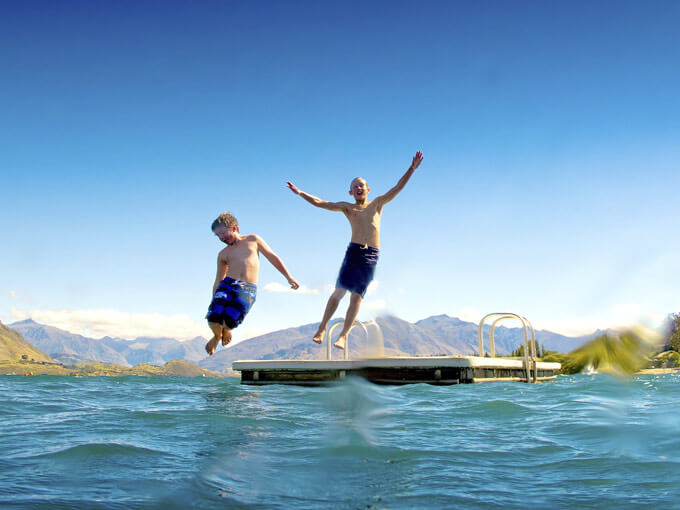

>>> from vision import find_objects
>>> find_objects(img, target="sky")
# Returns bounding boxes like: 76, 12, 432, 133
1, 0, 679, 344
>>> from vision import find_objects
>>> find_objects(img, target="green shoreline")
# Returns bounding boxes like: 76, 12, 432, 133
0, 359, 233, 378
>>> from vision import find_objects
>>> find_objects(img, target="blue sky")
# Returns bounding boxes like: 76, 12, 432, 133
2, 0, 679, 343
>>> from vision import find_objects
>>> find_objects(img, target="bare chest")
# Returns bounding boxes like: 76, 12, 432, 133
225, 241, 259, 266
346, 204, 381, 226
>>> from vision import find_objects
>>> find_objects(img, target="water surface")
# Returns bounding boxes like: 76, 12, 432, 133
1, 373, 679, 508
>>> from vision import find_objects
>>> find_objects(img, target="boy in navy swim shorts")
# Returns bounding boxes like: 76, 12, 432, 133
287, 150, 423, 350
205, 212, 299, 355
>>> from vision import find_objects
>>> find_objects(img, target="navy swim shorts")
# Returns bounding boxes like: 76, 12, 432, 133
336, 242, 379, 298
206, 277, 257, 329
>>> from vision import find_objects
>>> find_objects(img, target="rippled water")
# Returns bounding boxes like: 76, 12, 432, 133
1, 373, 679, 508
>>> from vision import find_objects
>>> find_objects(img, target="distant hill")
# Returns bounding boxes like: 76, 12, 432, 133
199, 314, 593, 372
10, 320, 129, 365
8, 315, 593, 374
99, 335, 207, 365
0, 358, 227, 377
415, 315, 597, 355
9, 320, 207, 366
64, 359, 227, 377
0, 322, 53, 362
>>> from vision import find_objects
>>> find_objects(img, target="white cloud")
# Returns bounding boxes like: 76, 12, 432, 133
366, 280, 379, 296
611, 303, 642, 317
532, 316, 605, 337
363, 299, 387, 312
452, 307, 482, 323
8, 289, 34, 304
449, 304, 667, 337
534, 304, 667, 337
263, 282, 319, 294
10, 307, 207, 340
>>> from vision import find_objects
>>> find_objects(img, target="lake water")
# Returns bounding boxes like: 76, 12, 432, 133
1, 373, 679, 509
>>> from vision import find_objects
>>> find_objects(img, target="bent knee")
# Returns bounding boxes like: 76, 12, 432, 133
331, 288, 347, 301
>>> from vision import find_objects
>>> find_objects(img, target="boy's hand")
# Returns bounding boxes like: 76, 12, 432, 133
288, 277, 300, 290
410, 151, 424, 171
286, 181, 301, 195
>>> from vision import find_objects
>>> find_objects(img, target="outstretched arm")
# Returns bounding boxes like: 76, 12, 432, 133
374, 151, 423, 207
286, 182, 348, 212
256, 236, 299, 290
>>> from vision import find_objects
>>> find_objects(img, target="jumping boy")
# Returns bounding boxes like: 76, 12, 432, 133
205, 212, 299, 355
286, 150, 423, 349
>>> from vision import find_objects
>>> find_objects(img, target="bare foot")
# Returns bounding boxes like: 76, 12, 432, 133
221, 328, 232, 346
333, 335, 347, 350
205, 336, 219, 356
312, 329, 325, 345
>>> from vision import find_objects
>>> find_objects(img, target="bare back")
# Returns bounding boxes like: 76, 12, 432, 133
217, 234, 260, 284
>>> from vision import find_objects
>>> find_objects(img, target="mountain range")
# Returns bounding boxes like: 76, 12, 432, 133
6, 315, 597, 373
0, 322, 53, 362
9, 319, 207, 365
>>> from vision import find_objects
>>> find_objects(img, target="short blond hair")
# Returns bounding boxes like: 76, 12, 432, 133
211, 212, 239, 232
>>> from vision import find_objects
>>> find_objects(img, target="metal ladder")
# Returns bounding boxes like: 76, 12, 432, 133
324, 319, 384, 360
477, 312, 538, 383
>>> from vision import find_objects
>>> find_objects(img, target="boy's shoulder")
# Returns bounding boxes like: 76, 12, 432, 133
217, 234, 259, 258
241, 233, 260, 243
334, 200, 353, 210
234, 234, 261, 247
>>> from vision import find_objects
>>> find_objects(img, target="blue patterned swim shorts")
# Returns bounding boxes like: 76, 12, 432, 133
206, 277, 257, 329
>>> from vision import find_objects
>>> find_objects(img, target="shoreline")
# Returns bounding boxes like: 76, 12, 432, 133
636, 368, 680, 375
0, 359, 231, 378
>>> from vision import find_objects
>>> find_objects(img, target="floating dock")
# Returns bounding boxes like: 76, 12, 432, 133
232, 356, 561, 385
232, 313, 561, 386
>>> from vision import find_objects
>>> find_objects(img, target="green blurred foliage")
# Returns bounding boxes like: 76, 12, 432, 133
540, 331, 652, 375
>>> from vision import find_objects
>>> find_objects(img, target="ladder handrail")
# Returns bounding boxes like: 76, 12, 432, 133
325, 320, 378, 360
498, 315, 537, 382
362, 319, 385, 357
521, 316, 537, 359
489, 315, 537, 359
521, 316, 538, 382
489, 314, 516, 357
478, 312, 535, 383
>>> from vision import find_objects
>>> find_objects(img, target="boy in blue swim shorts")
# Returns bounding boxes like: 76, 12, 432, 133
287, 150, 423, 350
205, 212, 299, 355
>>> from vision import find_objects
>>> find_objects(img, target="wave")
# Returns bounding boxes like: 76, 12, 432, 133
28, 442, 164, 461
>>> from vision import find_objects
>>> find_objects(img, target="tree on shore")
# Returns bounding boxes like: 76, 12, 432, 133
664, 313, 680, 352
510, 341, 543, 358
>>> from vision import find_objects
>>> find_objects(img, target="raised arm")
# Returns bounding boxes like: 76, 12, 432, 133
286, 182, 348, 212
256, 235, 299, 289
374, 151, 423, 207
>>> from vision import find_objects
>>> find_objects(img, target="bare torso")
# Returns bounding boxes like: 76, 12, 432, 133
343, 200, 383, 249
218, 234, 260, 284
